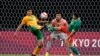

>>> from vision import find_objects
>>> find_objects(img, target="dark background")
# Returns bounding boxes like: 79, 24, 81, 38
1, 0, 100, 32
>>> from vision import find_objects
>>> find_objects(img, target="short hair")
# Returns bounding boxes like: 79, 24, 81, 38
26, 7, 32, 11
24, 7, 33, 15
55, 11, 62, 17
73, 13, 79, 18
56, 11, 62, 15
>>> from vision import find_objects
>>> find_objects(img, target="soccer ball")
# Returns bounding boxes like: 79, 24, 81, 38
40, 12, 48, 19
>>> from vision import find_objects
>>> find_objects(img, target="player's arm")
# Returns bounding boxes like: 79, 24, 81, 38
37, 19, 48, 24
55, 20, 68, 31
61, 20, 68, 32
38, 21, 48, 23
14, 23, 24, 36
51, 20, 61, 30
46, 19, 56, 32
14, 17, 26, 36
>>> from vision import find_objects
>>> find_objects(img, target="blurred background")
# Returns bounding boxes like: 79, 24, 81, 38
0, 0, 100, 56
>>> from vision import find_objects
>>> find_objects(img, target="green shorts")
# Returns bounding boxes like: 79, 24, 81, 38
29, 26, 43, 40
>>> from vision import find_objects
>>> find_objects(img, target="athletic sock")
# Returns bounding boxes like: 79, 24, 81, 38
32, 45, 42, 55
70, 47, 79, 55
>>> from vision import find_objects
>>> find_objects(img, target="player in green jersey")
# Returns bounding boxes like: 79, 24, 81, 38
66, 13, 81, 56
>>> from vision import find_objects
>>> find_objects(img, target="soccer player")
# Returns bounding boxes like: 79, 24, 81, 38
66, 13, 81, 56
45, 12, 69, 56
14, 8, 44, 56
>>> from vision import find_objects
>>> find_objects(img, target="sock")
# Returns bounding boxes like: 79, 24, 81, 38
32, 45, 42, 55
46, 41, 51, 52
66, 46, 72, 54
70, 47, 79, 55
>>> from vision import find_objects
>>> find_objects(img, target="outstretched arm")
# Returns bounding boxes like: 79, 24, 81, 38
14, 23, 24, 36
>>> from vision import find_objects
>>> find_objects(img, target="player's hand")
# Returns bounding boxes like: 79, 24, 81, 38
13, 32, 17, 37
13, 32, 19, 40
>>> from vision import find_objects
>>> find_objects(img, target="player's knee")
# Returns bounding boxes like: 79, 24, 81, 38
38, 45, 43, 48
38, 42, 43, 48
38, 39, 43, 47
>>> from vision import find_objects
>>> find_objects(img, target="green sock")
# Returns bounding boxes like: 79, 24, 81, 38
70, 47, 79, 55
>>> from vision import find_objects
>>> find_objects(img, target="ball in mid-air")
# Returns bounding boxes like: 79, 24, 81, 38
40, 12, 48, 19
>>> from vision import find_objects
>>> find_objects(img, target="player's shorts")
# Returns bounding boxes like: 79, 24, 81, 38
50, 31, 68, 40
66, 31, 75, 44
29, 26, 43, 40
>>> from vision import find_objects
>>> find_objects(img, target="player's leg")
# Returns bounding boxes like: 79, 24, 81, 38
67, 37, 80, 56
30, 26, 44, 56
45, 36, 52, 56
45, 32, 57, 56
65, 38, 74, 56
58, 33, 72, 55
60, 39, 64, 47
32, 39, 43, 56
60, 25, 68, 47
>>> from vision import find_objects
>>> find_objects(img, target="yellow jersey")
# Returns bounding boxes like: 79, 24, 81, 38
21, 15, 42, 29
